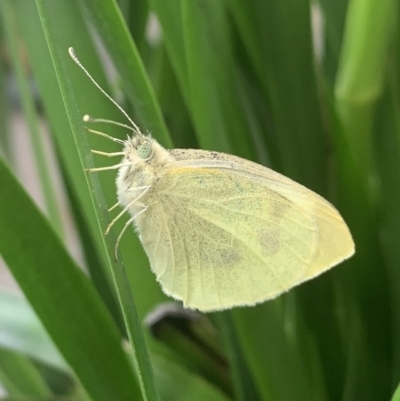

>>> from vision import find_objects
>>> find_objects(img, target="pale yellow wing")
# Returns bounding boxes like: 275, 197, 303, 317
136, 151, 354, 312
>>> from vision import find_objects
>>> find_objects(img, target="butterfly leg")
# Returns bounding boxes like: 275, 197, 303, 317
86, 127, 125, 145
108, 201, 120, 212
105, 186, 150, 235
114, 205, 149, 260
91, 149, 125, 157
108, 185, 149, 213
85, 162, 130, 172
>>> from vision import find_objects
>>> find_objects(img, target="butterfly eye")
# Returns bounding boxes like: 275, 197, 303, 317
137, 143, 152, 159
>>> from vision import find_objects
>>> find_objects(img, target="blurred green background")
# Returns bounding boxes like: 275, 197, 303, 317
0, 0, 399, 400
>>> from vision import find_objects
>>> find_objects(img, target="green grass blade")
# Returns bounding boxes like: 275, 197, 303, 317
118, 0, 149, 52
1, 0, 64, 238
392, 382, 400, 401
233, 304, 315, 401
13, 0, 161, 320
149, 1, 255, 157
150, 45, 196, 149
374, 68, 400, 382
0, 291, 67, 371
12, 0, 113, 283
0, 37, 10, 159
79, 0, 173, 148
180, 0, 232, 152
70, 0, 168, 317
229, 0, 328, 191
0, 349, 51, 397
34, 1, 160, 399
62, 171, 125, 334
182, 1, 256, 158
318, 0, 349, 84
328, 97, 392, 399
0, 157, 141, 401
214, 312, 260, 401
335, 0, 396, 175
152, 354, 231, 401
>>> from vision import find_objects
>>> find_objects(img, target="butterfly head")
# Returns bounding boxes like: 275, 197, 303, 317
123, 133, 173, 174
128, 133, 154, 161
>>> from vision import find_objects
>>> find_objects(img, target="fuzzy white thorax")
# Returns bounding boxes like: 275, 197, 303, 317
116, 134, 174, 218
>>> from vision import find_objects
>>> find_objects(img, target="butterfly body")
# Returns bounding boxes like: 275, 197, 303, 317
116, 135, 355, 312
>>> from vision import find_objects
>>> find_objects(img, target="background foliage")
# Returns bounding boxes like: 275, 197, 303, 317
0, 0, 398, 400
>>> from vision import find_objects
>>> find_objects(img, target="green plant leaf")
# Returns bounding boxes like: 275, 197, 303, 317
0, 349, 51, 397
0, 291, 67, 371
152, 354, 231, 401
33, 0, 161, 399
0, 157, 141, 401
79, 0, 173, 148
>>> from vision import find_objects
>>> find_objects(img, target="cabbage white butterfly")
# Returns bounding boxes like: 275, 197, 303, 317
69, 48, 355, 312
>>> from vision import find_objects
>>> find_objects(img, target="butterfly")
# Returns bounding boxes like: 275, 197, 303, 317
69, 47, 355, 312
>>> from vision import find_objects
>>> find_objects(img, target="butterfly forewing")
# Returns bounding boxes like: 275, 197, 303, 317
134, 150, 351, 311
167, 151, 355, 279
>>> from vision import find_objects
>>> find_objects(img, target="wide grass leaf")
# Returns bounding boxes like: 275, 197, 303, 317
0, 158, 141, 401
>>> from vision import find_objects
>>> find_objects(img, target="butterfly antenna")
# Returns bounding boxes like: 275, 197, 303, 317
86, 128, 125, 145
83, 115, 136, 131
68, 47, 143, 136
